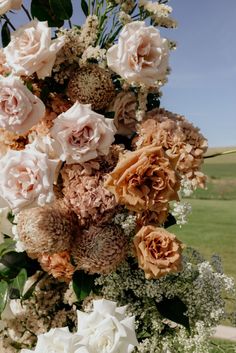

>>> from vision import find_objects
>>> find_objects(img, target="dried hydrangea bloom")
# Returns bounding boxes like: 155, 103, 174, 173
134, 108, 208, 187
107, 91, 138, 135
72, 225, 128, 274
16, 200, 77, 256
0, 128, 28, 155
133, 225, 184, 279
67, 64, 115, 110
105, 145, 180, 216
61, 164, 117, 227
38, 251, 75, 282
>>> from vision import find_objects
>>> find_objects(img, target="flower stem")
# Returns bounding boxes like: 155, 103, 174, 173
3, 14, 16, 30
204, 149, 236, 159
21, 4, 32, 21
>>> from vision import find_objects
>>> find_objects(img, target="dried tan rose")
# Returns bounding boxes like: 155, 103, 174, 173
105, 145, 180, 217
38, 251, 75, 282
108, 91, 138, 136
133, 225, 184, 279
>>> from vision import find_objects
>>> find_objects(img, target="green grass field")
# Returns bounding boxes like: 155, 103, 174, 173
210, 339, 236, 352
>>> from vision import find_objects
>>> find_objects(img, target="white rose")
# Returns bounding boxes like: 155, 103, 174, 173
0, 0, 22, 15
107, 21, 169, 86
0, 206, 13, 243
50, 102, 116, 164
76, 299, 138, 353
4, 20, 65, 79
21, 327, 79, 353
0, 76, 45, 134
0, 148, 59, 213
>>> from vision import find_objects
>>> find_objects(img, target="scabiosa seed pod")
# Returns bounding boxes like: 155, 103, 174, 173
66, 64, 116, 111
16, 200, 78, 255
72, 224, 128, 274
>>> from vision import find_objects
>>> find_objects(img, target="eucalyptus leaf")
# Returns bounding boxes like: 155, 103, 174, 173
49, 0, 73, 20
1, 21, 11, 48
0, 280, 8, 315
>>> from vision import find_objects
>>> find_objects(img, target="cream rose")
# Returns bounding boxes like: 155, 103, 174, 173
107, 21, 169, 86
21, 327, 79, 353
76, 299, 138, 353
0, 0, 22, 15
0, 148, 59, 213
4, 20, 65, 79
0, 76, 45, 134
133, 226, 184, 279
50, 102, 116, 164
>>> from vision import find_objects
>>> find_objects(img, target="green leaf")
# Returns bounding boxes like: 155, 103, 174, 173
72, 271, 96, 301
1, 22, 11, 48
0, 280, 8, 315
1, 251, 40, 277
156, 296, 190, 331
81, 0, 89, 17
164, 213, 176, 229
31, 0, 64, 27
0, 238, 16, 257
49, 0, 73, 20
11, 269, 27, 298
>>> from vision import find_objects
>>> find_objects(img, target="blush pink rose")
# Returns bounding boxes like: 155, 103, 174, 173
4, 20, 65, 79
0, 76, 45, 134
0, 0, 22, 15
0, 148, 59, 213
50, 102, 116, 164
107, 21, 169, 86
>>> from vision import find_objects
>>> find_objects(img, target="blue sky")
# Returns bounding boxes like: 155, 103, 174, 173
10, 0, 236, 147
161, 0, 236, 147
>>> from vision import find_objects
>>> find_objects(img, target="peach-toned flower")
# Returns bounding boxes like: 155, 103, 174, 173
38, 251, 75, 282
72, 225, 127, 274
105, 146, 180, 217
107, 21, 169, 86
133, 225, 184, 279
0, 0, 22, 15
134, 108, 208, 187
4, 20, 65, 78
0, 148, 59, 213
50, 102, 116, 164
108, 91, 138, 135
61, 164, 117, 226
0, 76, 45, 134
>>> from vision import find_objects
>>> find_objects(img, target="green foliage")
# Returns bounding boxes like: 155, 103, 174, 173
0, 238, 16, 258
10, 269, 27, 299
49, 0, 73, 20
73, 271, 96, 301
81, 0, 89, 17
1, 21, 11, 48
0, 280, 8, 315
31, 0, 73, 27
156, 296, 190, 331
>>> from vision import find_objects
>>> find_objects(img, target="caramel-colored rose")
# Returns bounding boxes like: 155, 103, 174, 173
133, 225, 184, 279
104, 146, 180, 218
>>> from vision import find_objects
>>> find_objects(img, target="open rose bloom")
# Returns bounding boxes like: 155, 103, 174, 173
1, 5, 227, 353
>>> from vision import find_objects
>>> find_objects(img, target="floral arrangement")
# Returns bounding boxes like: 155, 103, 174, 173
0, 1, 235, 353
